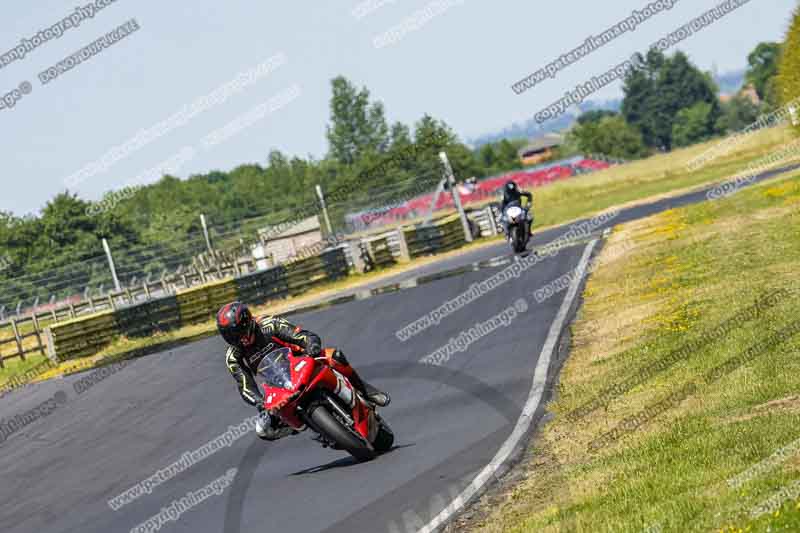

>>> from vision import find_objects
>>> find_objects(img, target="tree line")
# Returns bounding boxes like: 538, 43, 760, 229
0, 76, 526, 307
567, 41, 784, 159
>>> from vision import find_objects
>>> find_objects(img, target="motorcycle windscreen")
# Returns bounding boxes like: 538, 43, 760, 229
506, 205, 523, 223
255, 347, 293, 390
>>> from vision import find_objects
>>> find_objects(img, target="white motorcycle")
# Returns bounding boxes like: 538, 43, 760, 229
502, 203, 532, 253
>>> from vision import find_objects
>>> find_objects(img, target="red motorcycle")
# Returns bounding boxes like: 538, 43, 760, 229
256, 347, 394, 462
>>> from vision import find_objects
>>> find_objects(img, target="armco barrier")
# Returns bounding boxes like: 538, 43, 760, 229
48, 311, 119, 362
234, 265, 290, 304
404, 214, 467, 258
115, 295, 181, 338
366, 236, 396, 269
46, 249, 352, 362
176, 279, 239, 327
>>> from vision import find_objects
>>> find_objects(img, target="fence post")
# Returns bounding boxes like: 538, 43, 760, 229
143, 282, 151, 300
315, 184, 334, 236
395, 229, 411, 262
102, 238, 122, 292
31, 314, 44, 357
68, 303, 76, 319
10, 318, 24, 361
44, 327, 58, 363
485, 205, 499, 236
200, 214, 214, 254
439, 151, 473, 244
348, 240, 365, 273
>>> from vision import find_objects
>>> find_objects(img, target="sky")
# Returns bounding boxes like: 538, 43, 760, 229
0, 0, 796, 216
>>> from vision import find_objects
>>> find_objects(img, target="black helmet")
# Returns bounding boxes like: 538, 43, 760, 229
217, 302, 256, 348
505, 181, 518, 193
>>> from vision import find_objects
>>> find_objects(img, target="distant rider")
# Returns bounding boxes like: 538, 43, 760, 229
217, 302, 390, 441
499, 180, 533, 237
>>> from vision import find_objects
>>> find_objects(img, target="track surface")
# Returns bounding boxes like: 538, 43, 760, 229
0, 169, 793, 533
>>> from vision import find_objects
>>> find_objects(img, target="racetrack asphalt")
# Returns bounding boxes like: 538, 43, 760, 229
0, 166, 793, 533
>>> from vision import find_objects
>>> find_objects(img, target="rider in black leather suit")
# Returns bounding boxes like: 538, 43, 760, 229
218, 302, 390, 441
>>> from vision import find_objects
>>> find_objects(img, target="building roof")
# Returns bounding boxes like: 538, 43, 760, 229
259, 215, 321, 240
518, 133, 563, 156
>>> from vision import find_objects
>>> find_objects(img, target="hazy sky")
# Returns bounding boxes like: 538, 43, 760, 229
1, 0, 796, 215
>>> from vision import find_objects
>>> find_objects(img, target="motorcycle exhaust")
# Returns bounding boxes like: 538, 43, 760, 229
331, 370, 356, 409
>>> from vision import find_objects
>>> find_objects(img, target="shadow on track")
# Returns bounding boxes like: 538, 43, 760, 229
289, 444, 416, 477
222, 360, 523, 533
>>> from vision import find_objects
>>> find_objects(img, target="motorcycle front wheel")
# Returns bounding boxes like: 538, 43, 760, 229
510, 226, 525, 253
373, 415, 394, 453
307, 404, 376, 462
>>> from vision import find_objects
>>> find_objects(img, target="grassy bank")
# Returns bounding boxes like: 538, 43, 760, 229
464, 170, 800, 531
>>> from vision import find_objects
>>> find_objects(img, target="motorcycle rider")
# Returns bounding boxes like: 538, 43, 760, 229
218, 302, 390, 441
499, 180, 533, 238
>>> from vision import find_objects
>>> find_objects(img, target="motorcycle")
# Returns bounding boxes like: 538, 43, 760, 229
256, 346, 394, 462
502, 202, 532, 253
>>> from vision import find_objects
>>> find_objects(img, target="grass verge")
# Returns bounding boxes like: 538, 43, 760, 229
463, 169, 800, 531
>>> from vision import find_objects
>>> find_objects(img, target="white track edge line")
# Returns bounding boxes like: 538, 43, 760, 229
418, 238, 599, 533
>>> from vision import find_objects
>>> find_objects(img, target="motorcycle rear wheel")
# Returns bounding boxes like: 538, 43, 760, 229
308, 404, 376, 462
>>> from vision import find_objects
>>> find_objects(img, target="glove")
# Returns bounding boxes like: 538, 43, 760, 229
306, 340, 322, 358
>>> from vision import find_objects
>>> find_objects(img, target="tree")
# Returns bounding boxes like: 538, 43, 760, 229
746, 42, 783, 100
389, 121, 411, 149
569, 116, 648, 159
474, 139, 525, 176
623, 50, 720, 150
778, 6, 800, 136
577, 109, 619, 125
367, 101, 390, 153
478, 143, 498, 169
621, 50, 662, 148
672, 102, 715, 148
761, 77, 781, 112
716, 95, 760, 133
325, 76, 389, 164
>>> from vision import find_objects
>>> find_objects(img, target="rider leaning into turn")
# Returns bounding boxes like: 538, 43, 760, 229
499, 180, 533, 237
217, 302, 390, 441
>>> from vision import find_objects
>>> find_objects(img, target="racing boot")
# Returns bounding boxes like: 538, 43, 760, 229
349, 371, 391, 407
326, 348, 391, 407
